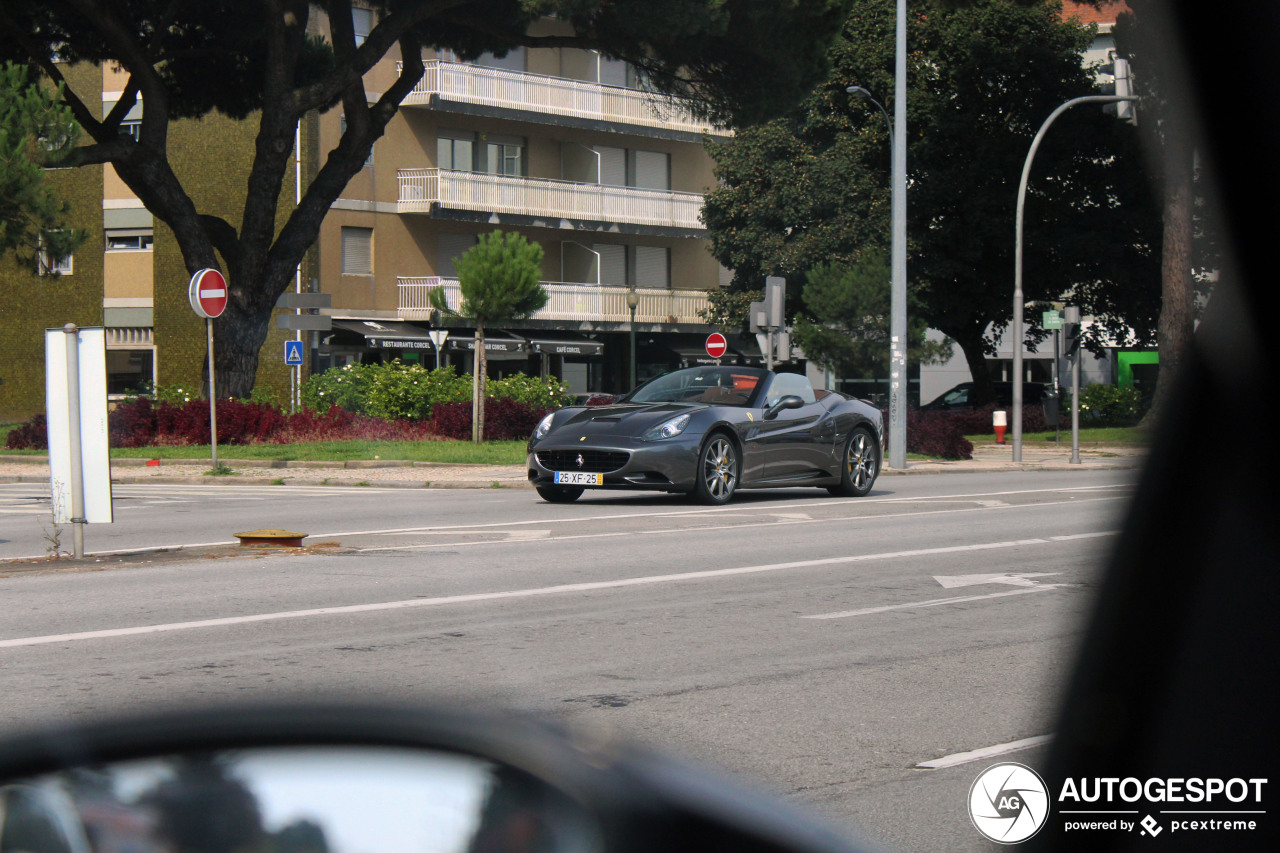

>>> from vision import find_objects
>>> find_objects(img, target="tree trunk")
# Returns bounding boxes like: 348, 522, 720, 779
472, 321, 487, 443
950, 328, 996, 406
1142, 136, 1196, 427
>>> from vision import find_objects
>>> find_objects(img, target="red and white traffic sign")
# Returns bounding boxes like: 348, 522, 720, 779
705, 332, 728, 359
188, 268, 228, 319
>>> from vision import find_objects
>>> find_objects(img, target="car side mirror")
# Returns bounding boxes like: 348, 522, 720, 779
763, 395, 805, 420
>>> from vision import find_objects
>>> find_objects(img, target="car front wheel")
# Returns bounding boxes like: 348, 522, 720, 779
828, 426, 880, 497
692, 434, 739, 505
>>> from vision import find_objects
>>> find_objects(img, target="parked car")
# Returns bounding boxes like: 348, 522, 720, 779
918, 381, 1048, 411
528, 366, 883, 505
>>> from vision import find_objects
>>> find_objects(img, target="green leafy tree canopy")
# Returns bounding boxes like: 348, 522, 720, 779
703, 0, 1162, 406
0, 61, 85, 267
430, 229, 547, 441
0, 0, 851, 399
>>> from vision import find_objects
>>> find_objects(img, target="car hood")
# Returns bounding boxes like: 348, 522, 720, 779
546, 402, 706, 438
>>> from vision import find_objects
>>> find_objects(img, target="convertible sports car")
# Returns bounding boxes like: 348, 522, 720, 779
527, 366, 883, 504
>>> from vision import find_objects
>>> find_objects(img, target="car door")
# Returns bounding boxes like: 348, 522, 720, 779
754, 374, 835, 482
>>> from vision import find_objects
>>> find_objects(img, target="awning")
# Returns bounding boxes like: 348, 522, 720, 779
331, 320, 438, 350
446, 331, 527, 354
526, 335, 604, 357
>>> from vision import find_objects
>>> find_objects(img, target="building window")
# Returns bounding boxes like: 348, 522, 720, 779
105, 229, 153, 251
594, 146, 670, 190
438, 233, 478, 278
106, 349, 155, 396
341, 226, 373, 275
38, 234, 73, 275
437, 131, 524, 176
120, 120, 140, 141
593, 244, 669, 288
352, 6, 372, 46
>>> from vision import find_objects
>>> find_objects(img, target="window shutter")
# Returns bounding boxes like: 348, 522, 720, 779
595, 244, 626, 285
341, 227, 373, 275
632, 150, 670, 190
633, 246, 669, 288
597, 147, 626, 186
439, 233, 477, 277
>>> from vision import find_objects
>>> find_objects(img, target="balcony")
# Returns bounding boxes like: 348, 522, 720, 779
398, 60, 726, 137
398, 277, 711, 326
397, 168, 706, 232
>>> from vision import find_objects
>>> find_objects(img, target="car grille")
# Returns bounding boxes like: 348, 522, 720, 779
536, 450, 629, 473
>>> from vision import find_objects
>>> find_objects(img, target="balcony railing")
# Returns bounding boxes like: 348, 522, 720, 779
398, 277, 711, 325
398, 60, 726, 136
397, 168, 706, 231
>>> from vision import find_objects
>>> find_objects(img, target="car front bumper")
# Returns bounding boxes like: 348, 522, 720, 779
527, 432, 706, 492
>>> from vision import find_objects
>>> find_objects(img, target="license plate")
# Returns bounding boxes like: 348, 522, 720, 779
554, 471, 603, 486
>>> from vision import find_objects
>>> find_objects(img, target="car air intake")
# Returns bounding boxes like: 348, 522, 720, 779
536, 450, 629, 473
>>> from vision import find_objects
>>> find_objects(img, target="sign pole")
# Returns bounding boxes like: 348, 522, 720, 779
208, 318, 218, 469
63, 325, 86, 559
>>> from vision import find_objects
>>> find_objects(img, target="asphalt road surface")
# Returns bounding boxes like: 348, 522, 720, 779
0, 471, 1137, 851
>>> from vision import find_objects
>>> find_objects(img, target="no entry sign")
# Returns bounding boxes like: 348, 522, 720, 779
705, 332, 728, 359
188, 268, 228, 319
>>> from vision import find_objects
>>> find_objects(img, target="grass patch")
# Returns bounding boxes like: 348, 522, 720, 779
964, 426, 1151, 445
1, 439, 529, 465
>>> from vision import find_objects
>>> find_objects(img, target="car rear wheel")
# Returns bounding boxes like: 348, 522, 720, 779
537, 485, 584, 503
692, 434, 739, 505
828, 426, 880, 497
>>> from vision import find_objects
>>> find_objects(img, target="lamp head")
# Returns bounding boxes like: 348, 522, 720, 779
845, 85, 872, 100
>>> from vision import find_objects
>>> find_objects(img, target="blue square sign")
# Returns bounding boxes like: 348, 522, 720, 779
284, 340, 304, 366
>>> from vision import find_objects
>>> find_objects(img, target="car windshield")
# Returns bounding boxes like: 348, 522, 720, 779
620, 367, 766, 407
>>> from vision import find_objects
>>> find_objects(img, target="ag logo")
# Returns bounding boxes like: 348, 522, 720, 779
968, 763, 1050, 844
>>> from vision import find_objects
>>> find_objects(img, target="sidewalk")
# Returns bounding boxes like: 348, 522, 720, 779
0, 443, 1145, 490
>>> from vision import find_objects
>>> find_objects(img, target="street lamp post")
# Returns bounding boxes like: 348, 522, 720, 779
626, 286, 639, 391
848, 72, 907, 469
1012, 93, 1139, 461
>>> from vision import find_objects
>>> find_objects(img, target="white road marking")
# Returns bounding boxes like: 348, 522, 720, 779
1, 534, 1098, 649
802, 585, 1068, 620
933, 572, 1061, 589
915, 735, 1054, 769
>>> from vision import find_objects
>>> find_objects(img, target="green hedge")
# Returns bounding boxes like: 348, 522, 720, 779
299, 362, 573, 421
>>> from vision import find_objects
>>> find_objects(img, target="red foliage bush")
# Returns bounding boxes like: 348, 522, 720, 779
430, 399, 550, 441
109, 398, 157, 447
4, 413, 48, 450
905, 410, 975, 460
946, 404, 1049, 435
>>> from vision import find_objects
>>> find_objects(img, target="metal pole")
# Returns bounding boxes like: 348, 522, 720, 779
1013, 94, 1139, 461
1053, 329, 1061, 445
887, 0, 908, 469
63, 324, 85, 558
629, 303, 637, 390
208, 318, 218, 468
1065, 306, 1082, 464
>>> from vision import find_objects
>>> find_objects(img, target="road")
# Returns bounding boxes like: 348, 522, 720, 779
0, 471, 1136, 851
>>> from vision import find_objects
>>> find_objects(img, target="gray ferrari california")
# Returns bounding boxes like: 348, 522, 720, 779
527, 366, 883, 504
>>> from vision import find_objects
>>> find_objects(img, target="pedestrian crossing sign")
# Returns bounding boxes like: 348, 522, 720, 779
284, 340, 304, 365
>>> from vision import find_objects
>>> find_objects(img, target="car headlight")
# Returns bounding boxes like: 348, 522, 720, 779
642, 413, 692, 441
533, 412, 556, 441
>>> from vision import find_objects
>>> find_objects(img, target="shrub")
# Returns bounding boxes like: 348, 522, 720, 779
947, 404, 1048, 435
4, 413, 47, 450
429, 398, 551, 441
1075, 383, 1142, 427
109, 397, 157, 447
152, 383, 202, 406
300, 363, 376, 414
905, 410, 974, 460
487, 374, 574, 410
365, 362, 471, 421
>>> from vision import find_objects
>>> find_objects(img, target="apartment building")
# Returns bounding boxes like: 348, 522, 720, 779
311, 15, 739, 395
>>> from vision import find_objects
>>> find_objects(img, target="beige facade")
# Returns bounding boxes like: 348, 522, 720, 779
311, 13, 741, 392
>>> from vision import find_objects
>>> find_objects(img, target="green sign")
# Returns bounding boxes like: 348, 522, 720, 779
1042, 310, 1063, 330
